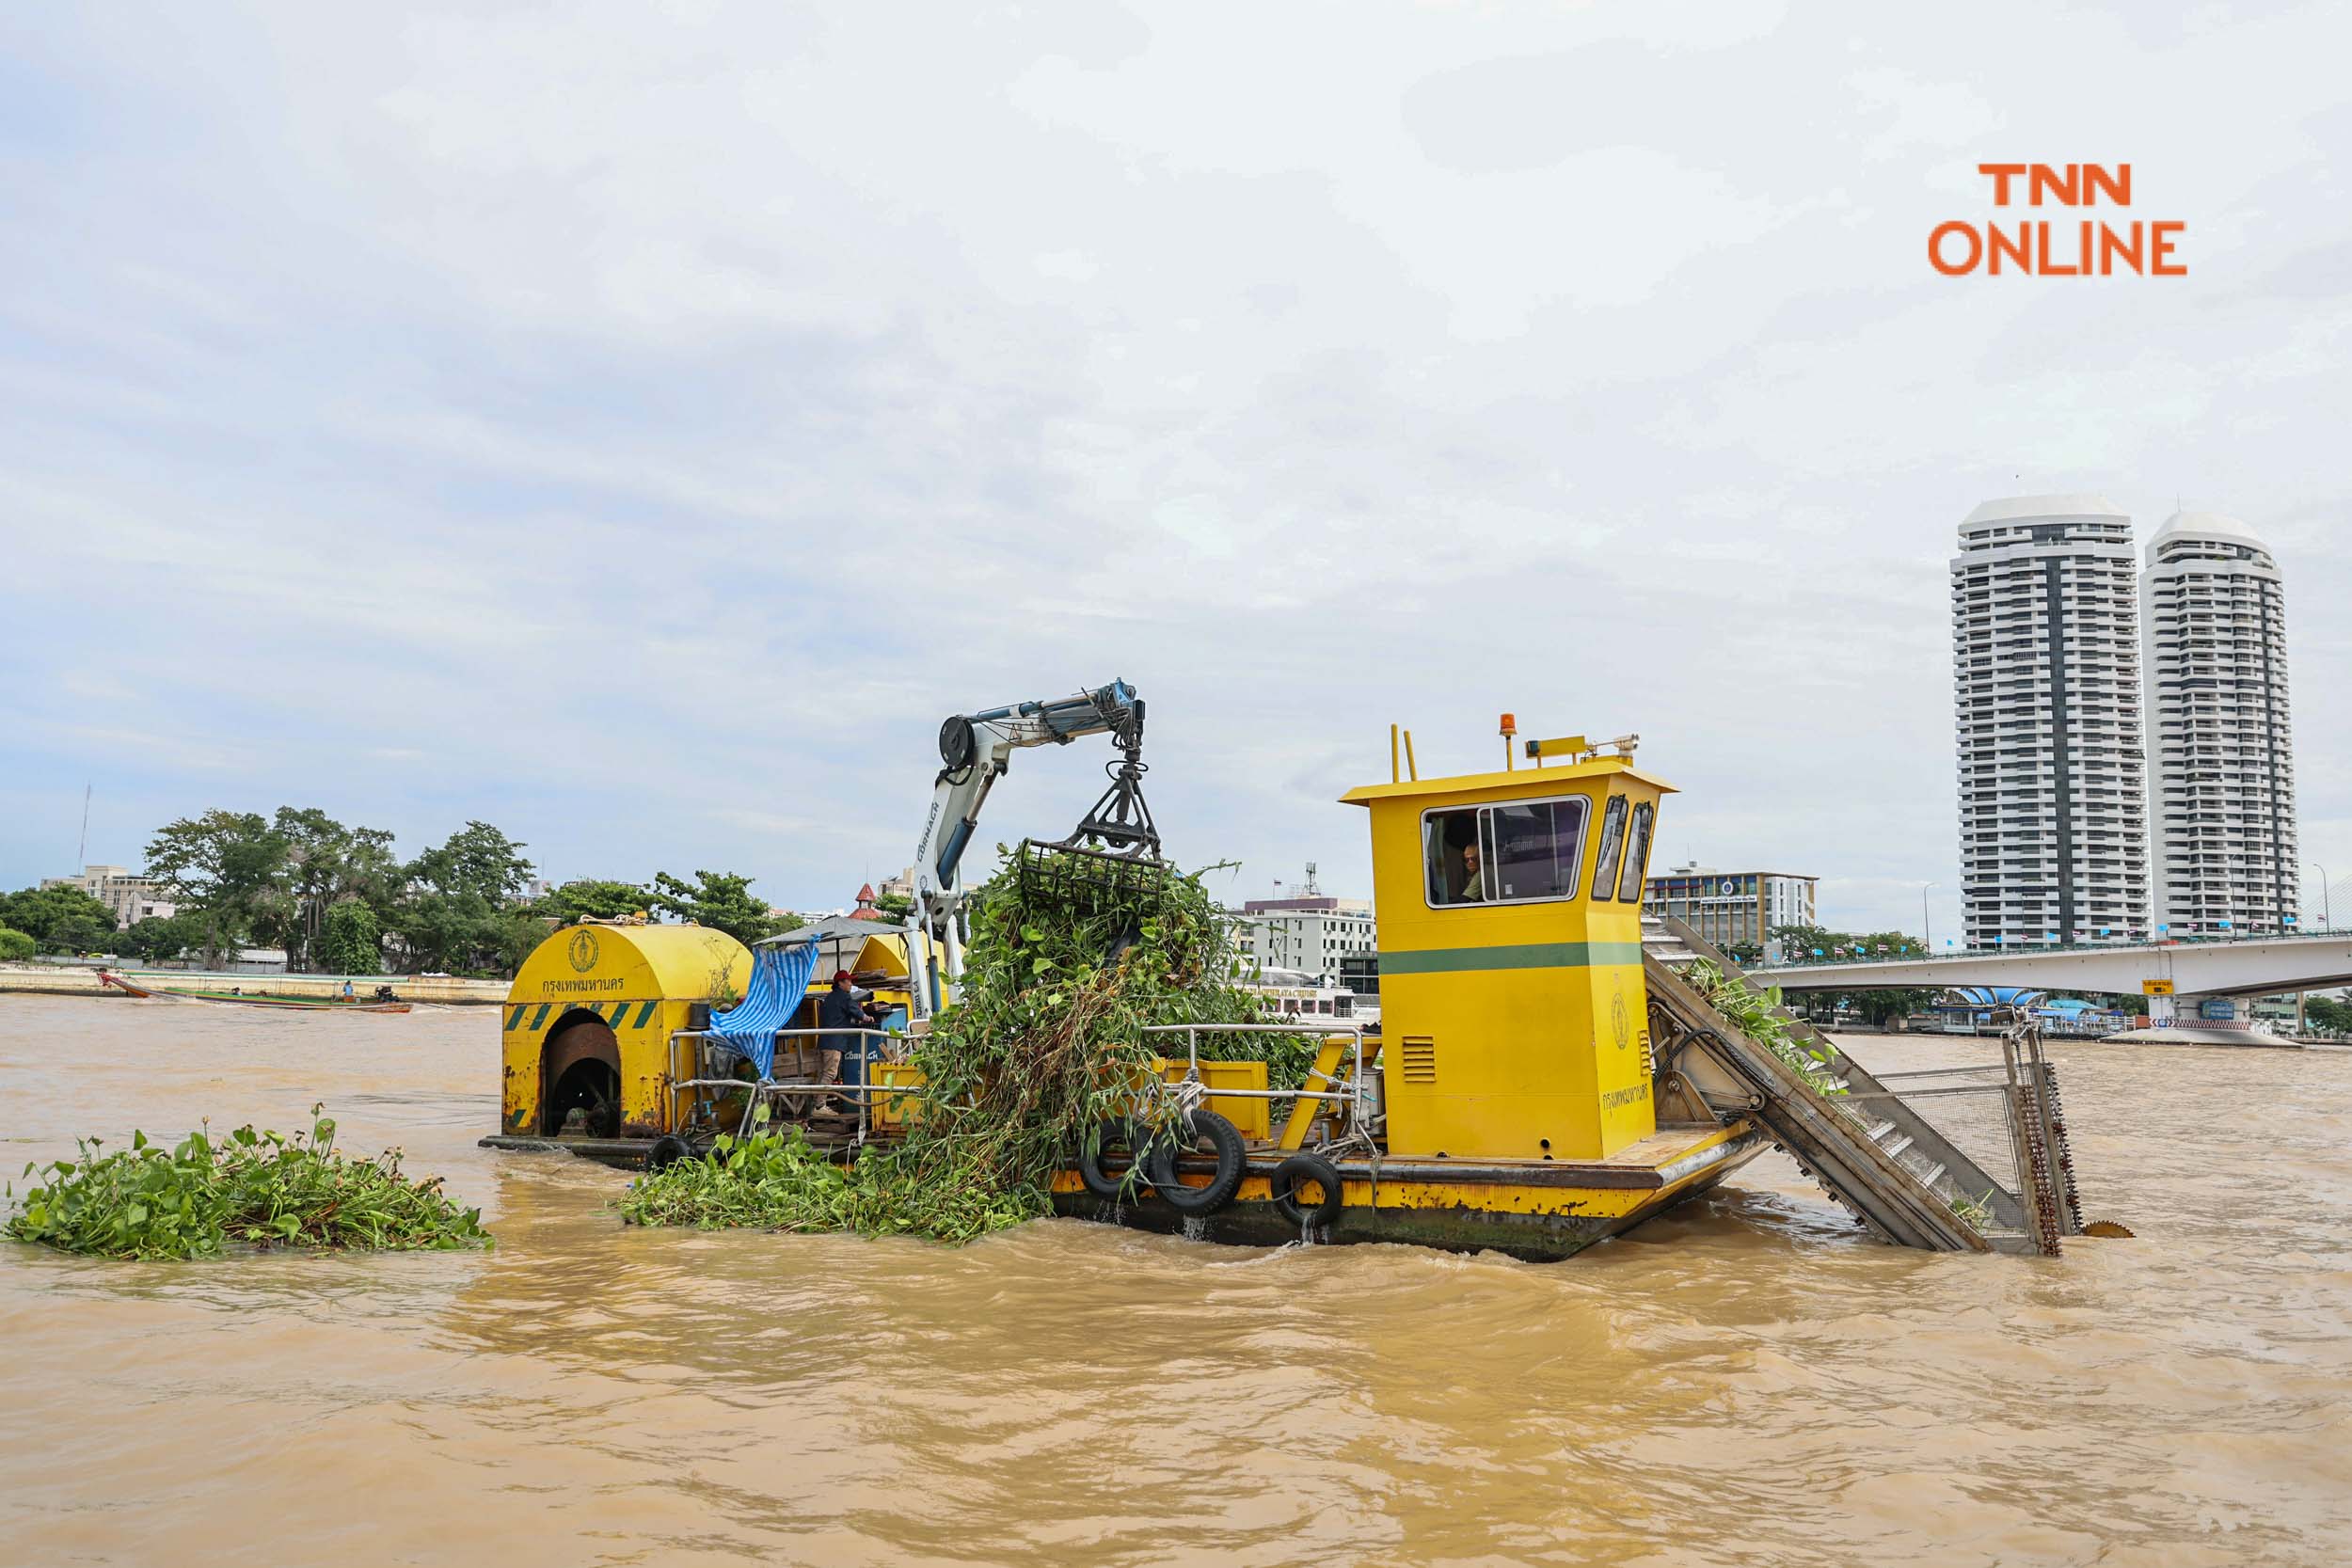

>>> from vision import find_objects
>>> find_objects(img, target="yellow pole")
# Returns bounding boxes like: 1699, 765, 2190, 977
1390, 723, 1401, 784
1404, 729, 1418, 781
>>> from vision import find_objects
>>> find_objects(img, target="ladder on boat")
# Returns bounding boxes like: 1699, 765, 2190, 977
1641, 913, 2082, 1256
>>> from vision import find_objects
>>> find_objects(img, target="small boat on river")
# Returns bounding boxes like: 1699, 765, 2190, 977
98, 972, 413, 1014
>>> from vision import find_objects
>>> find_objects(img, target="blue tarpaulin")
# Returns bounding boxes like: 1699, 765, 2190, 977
706, 939, 823, 1078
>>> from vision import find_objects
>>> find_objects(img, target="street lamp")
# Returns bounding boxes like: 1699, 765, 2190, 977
2308, 862, 2333, 930
1921, 880, 1937, 952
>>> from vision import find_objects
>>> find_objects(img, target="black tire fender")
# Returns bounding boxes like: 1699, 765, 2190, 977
1147, 1108, 1246, 1216
1078, 1118, 1154, 1201
644, 1133, 695, 1173
1270, 1152, 1343, 1229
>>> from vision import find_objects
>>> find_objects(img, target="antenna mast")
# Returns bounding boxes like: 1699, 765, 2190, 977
76, 783, 91, 867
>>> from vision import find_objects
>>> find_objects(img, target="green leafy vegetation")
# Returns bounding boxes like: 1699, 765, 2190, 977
319, 900, 383, 974
1687, 959, 1847, 1096
620, 851, 1266, 1244
13, 804, 794, 979
649, 869, 802, 947
1949, 1189, 1995, 1230
532, 878, 653, 925
5, 1107, 492, 1261
113, 910, 206, 963
2303, 995, 2352, 1036
0, 884, 121, 956
1737, 923, 1939, 1025
0, 927, 35, 961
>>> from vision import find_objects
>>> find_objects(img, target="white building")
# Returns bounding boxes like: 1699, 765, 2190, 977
40, 864, 176, 929
2142, 512, 2297, 935
1230, 894, 1375, 983
1951, 496, 2150, 947
1643, 863, 1816, 951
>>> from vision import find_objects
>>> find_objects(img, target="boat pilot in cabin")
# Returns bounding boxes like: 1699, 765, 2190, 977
1432, 811, 1486, 904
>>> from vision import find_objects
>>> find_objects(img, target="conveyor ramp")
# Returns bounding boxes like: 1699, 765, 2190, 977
1642, 914, 2080, 1256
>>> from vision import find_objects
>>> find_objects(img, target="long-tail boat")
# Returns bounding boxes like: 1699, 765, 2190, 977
98, 971, 412, 1014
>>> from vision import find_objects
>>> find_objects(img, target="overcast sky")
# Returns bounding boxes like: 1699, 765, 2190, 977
4, 2, 2347, 937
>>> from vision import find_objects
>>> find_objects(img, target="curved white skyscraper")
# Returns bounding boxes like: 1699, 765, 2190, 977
2142, 513, 2297, 934
1952, 497, 2149, 948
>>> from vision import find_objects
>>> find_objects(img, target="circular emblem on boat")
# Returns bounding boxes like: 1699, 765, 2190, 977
1612, 987, 1630, 1050
568, 928, 600, 974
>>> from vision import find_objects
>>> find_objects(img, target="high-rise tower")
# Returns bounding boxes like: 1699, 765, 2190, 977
1952, 496, 2149, 947
2142, 512, 2297, 934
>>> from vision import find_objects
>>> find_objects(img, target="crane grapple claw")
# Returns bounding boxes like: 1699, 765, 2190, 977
1015, 838, 1172, 926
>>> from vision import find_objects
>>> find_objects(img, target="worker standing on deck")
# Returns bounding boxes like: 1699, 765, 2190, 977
818, 970, 872, 1109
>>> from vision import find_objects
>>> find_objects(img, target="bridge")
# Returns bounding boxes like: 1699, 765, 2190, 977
1750, 928, 2352, 1019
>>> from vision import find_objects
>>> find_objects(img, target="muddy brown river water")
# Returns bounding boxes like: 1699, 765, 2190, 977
3, 995, 2349, 1566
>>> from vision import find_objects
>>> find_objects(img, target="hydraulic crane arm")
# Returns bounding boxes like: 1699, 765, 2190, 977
908, 679, 1157, 1012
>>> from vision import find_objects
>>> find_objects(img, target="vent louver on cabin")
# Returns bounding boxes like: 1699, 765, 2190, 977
1399, 1035, 1438, 1083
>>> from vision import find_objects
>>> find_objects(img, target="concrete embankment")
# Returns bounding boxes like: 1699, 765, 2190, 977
0, 965, 510, 1006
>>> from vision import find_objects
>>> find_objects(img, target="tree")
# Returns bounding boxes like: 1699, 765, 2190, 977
873, 889, 914, 923
0, 885, 123, 954
319, 901, 383, 974
118, 911, 207, 963
1768, 922, 1937, 1024
649, 870, 794, 947
274, 807, 400, 973
532, 879, 651, 924
0, 927, 35, 961
389, 823, 536, 975
409, 821, 533, 905
145, 811, 293, 967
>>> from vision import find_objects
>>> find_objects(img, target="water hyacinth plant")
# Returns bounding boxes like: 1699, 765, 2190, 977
6, 1105, 492, 1260
1685, 960, 1848, 1097
621, 850, 1269, 1244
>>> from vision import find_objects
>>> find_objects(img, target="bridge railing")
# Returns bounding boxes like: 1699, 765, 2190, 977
1755, 922, 2351, 972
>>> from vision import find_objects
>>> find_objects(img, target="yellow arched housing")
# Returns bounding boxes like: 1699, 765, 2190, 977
501, 924, 751, 1139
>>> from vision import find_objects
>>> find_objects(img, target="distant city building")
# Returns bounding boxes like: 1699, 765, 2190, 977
1952, 496, 2150, 947
1643, 863, 1816, 951
1230, 874, 1375, 982
40, 864, 175, 929
876, 866, 915, 903
2142, 512, 2298, 934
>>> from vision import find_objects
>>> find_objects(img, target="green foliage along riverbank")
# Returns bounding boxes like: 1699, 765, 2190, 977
5, 1107, 492, 1260
620, 852, 1269, 1245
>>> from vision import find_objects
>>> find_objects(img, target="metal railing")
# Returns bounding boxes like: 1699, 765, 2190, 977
1759, 922, 2352, 972
667, 1026, 910, 1143
1138, 1022, 1372, 1141
660, 1021, 1376, 1155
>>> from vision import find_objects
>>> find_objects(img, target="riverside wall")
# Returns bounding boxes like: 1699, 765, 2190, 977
0, 964, 510, 1006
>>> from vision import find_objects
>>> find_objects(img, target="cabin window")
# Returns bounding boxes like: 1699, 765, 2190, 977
1617, 800, 1656, 904
1590, 796, 1629, 901
1422, 797, 1591, 909
1423, 807, 1492, 905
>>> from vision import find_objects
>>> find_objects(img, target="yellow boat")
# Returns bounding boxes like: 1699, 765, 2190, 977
483, 716, 2091, 1259
483, 724, 1765, 1261
1040, 727, 1765, 1259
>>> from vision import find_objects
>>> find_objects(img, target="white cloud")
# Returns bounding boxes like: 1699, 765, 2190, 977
1, 1, 2347, 939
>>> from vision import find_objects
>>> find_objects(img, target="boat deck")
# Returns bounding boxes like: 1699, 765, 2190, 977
481, 1119, 1749, 1186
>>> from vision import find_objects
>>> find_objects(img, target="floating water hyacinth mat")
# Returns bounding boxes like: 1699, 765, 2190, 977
5, 1105, 492, 1260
